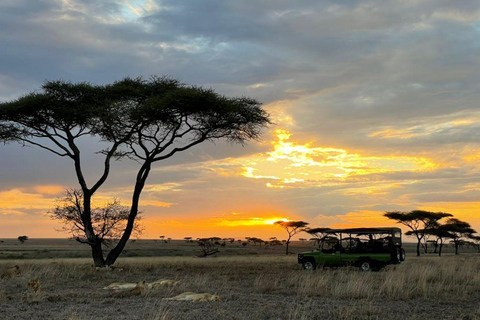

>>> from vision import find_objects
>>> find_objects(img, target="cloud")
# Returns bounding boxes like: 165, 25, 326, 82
2, 1, 480, 237
0, 188, 57, 212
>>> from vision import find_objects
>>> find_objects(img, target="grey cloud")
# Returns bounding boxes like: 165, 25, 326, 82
2, 0, 480, 230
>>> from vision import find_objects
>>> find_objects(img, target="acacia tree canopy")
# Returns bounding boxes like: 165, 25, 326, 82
0, 76, 271, 267
384, 210, 452, 257
274, 220, 309, 255
438, 218, 476, 255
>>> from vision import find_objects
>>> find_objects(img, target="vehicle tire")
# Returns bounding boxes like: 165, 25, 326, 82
391, 249, 401, 264
302, 259, 316, 270
358, 260, 373, 272
400, 248, 406, 262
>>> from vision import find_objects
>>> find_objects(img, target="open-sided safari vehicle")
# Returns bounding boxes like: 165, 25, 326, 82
298, 227, 405, 271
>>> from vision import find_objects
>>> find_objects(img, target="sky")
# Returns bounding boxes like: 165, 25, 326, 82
2, 0, 480, 241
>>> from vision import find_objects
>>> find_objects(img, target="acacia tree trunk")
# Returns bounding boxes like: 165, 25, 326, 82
285, 234, 293, 255
105, 162, 151, 266
454, 241, 459, 255
90, 241, 106, 267
416, 239, 421, 257
438, 239, 443, 256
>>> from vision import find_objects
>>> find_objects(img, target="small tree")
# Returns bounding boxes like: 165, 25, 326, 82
196, 237, 220, 257
439, 218, 476, 255
49, 189, 143, 247
274, 220, 309, 255
17, 236, 28, 244
384, 210, 452, 256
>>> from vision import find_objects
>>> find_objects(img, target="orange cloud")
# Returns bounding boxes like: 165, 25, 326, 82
0, 189, 56, 211
314, 210, 394, 229
419, 202, 480, 229
237, 129, 440, 188
33, 185, 65, 195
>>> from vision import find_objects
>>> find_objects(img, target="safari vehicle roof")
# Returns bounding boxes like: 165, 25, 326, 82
325, 227, 402, 235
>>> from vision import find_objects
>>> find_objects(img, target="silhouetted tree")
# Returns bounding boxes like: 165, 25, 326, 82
49, 189, 142, 247
384, 210, 452, 256
0, 77, 270, 267
196, 237, 220, 257
17, 236, 28, 244
439, 218, 476, 255
274, 220, 309, 255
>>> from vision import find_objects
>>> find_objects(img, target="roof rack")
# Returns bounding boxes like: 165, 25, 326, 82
324, 227, 401, 235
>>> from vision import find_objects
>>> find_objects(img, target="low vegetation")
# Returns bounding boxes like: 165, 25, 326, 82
1, 241, 480, 319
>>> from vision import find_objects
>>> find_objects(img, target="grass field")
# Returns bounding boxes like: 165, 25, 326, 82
0, 239, 479, 319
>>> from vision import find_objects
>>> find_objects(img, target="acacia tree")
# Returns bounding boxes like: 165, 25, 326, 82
49, 189, 142, 246
0, 77, 270, 267
439, 218, 476, 255
274, 220, 309, 255
17, 236, 28, 244
384, 210, 452, 256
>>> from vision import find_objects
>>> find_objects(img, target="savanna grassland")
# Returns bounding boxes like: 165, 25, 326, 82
1, 239, 480, 320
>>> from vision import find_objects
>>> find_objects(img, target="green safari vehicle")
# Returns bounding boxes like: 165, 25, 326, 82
298, 227, 405, 271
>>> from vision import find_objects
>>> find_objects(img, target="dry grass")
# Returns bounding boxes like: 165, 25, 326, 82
1, 243, 480, 319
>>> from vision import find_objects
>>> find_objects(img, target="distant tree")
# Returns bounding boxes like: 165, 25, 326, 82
439, 218, 476, 255
274, 220, 309, 255
159, 236, 165, 240
184, 237, 192, 243
0, 77, 270, 267
17, 236, 28, 244
298, 238, 307, 243
248, 237, 264, 246
384, 210, 452, 256
49, 189, 143, 247
196, 237, 220, 257
423, 227, 450, 256
268, 239, 283, 246
426, 240, 438, 254
468, 235, 480, 253
305, 227, 332, 249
